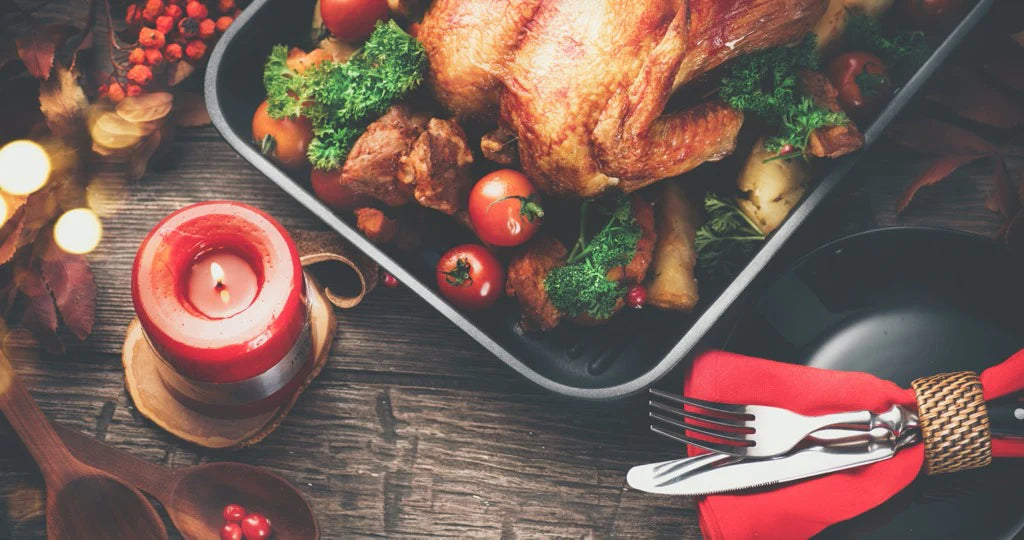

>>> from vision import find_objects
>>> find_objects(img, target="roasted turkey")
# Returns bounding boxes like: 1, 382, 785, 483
418, 0, 830, 198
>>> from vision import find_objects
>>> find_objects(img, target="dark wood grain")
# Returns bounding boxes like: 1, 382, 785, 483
0, 118, 1017, 539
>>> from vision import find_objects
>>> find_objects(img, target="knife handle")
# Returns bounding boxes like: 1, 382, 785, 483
989, 400, 1024, 438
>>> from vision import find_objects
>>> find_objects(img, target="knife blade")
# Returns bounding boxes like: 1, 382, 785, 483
628, 428, 916, 496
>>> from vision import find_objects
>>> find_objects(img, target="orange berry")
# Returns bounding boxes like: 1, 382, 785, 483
138, 28, 166, 49
186, 1, 208, 19
107, 83, 125, 102
185, 39, 207, 60
164, 43, 183, 62
126, 84, 144, 97
125, 5, 142, 25
145, 48, 164, 65
162, 4, 184, 21
178, 17, 199, 38
217, 0, 235, 12
215, 15, 233, 32
155, 15, 174, 34
129, 47, 147, 65
198, 18, 216, 39
142, 0, 164, 22
127, 64, 153, 85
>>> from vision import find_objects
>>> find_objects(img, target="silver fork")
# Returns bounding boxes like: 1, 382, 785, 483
648, 388, 917, 458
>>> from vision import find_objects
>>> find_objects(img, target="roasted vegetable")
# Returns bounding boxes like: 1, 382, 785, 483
736, 138, 811, 234
813, 0, 897, 52
647, 180, 701, 311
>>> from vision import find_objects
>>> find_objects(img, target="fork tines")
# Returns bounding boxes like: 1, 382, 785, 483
648, 388, 755, 457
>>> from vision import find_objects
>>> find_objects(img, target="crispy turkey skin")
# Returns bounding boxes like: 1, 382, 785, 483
419, 0, 829, 198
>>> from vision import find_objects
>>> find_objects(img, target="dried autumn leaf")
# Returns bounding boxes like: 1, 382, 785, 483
16, 32, 56, 80
885, 118, 997, 156
896, 154, 987, 214
928, 68, 1024, 129
38, 64, 88, 137
168, 61, 195, 87
985, 156, 1017, 218
0, 209, 27, 266
128, 132, 162, 181
116, 92, 174, 123
15, 268, 60, 352
173, 92, 211, 127
39, 239, 95, 341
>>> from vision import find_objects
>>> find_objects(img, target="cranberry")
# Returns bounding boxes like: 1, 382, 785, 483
382, 272, 399, 288
222, 503, 246, 523
241, 513, 273, 539
625, 285, 647, 309
220, 522, 243, 540
778, 144, 795, 155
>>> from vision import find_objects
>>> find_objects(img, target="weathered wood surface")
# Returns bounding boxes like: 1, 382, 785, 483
0, 120, 1015, 539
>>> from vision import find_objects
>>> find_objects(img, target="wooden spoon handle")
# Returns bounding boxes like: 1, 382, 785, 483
52, 423, 179, 503
0, 352, 79, 486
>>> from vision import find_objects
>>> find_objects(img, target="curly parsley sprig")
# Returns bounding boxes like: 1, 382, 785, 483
262, 20, 427, 170
719, 34, 849, 157
695, 193, 766, 282
544, 197, 641, 320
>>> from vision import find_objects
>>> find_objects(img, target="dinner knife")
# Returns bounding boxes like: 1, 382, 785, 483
628, 428, 917, 496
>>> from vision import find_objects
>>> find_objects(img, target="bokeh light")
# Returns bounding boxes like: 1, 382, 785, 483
53, 208, 103, 254
0, 195, 7, 228
0, 140, 51, 196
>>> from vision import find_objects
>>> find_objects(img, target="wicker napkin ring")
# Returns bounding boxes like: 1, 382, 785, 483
910, 371, 992, 475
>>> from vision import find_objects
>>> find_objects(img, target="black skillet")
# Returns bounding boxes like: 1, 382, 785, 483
725, 227, 1024, 539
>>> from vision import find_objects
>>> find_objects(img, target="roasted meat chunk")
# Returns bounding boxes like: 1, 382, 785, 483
337, 104, 428, 207
397, 118, 474, 215
505, 234, 568, 332
799, 70, 864, 158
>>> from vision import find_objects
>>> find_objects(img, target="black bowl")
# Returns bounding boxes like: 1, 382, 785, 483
205, 0, 995, 399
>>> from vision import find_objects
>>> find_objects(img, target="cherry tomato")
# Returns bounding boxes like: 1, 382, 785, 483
241, 513, 273, 540
252, 100, 313, 170
468, 169, 544, 247
903, 0, 970, 31
436, 244, 505, 311
220, 522, 243, 540
320, 0, 388, 43
310, 167, 367, 211
222, 504, 246, 524
825, 52, 892, 122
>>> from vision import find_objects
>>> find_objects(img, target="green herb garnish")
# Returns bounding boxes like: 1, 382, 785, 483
719, 34, 849, 157
262, 20, 427, 170
695, 193, 766, 281
544, 197, 641, 320
843, 12, 929, 79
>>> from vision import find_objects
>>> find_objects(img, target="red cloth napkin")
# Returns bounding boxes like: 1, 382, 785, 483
683, 349, 1024, 540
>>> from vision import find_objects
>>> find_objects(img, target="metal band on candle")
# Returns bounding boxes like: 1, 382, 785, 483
146, 279, 315, 408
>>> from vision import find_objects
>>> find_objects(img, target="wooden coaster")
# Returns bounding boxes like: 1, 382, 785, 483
123, 272, 336, 450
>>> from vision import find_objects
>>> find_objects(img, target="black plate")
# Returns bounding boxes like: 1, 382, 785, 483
206, 0, 995, 399
726, 227, 1024, 539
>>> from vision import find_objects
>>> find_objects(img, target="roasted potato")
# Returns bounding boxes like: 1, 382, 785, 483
813, 0, 896, 52
736, 138, 810, 234
647, 180, 701, 311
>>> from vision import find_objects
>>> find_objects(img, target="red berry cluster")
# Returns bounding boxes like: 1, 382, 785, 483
101, 0, 240, 102
220, 504, 273, 540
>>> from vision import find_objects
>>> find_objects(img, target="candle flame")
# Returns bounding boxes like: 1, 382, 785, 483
210, 262, 225, 286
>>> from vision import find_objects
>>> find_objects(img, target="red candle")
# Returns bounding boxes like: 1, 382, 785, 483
132, 202, 308, 411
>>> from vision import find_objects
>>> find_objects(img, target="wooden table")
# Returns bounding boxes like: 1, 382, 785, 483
0, 119, 1010, 538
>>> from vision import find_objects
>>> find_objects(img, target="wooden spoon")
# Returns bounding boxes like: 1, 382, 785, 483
0, 354, 167, 540
54, 424, 319, 539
